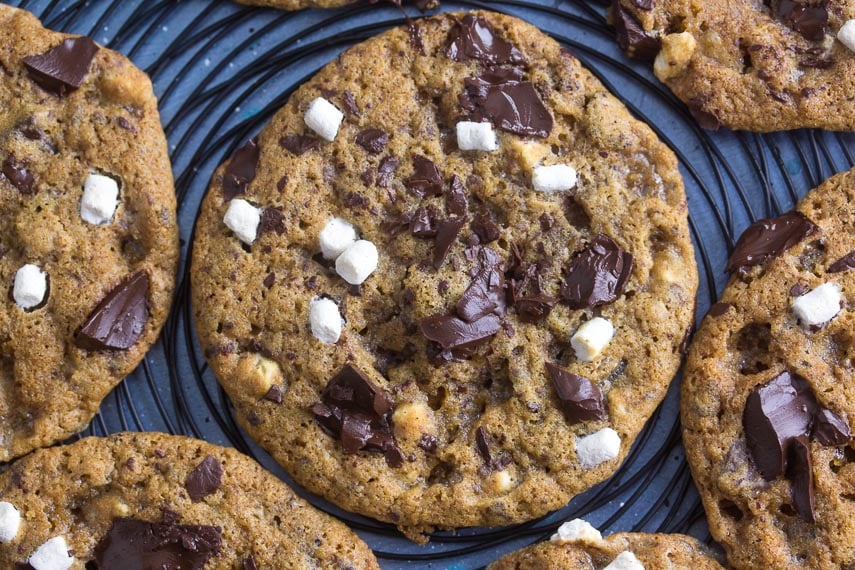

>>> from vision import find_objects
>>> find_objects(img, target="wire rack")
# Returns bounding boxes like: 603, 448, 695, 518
4, 0, 855, 567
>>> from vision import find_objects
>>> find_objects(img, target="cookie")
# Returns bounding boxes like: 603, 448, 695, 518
191, 11, 697, 538
682, 167, 855, 568
610, 0, 855, 131
0, 432, 378, 568
0, 6, 178, 461
235, 0, 437, 11
489, 519, 724, 569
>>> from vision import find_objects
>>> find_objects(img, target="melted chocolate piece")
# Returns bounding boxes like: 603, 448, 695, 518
560, 235, 633, 309
264, 385, 283, 404
456, 247, 507, 322
475, 426, 492, 463
812, 408, 851, 446
461, 76, 553, 138
222, 138, 260, 200
243, 555, 259, 570
23, 37, 99, 96
789, 283, 808, 297
707, 302, 731, 318
726, 211, 818, 273
433, 217, 466, 269
688, 97, 722, 131
420, 313, 502, 353
516, 295, 556, 323
258, 208, 285, 235
411, 206, 439, 237
829, 251, 855, 273
546, 363, 606, 424
76, 271, 149, 351
405, 155, 443, 197
279, 134, 320, 155
376, 156, 399, 188
788, 435, 815, 522
185, 455, 223, 502
446, 175, 468, 217
355, 128, 389, 154
777, 0, 828, 41
611, 0, 661, 61
94, 518, 222, 570
446, 15, 525, 66
470, 213, 500, 244
2, 156, 35, 194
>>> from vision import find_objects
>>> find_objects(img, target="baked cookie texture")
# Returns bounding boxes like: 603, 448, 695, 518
0, 6, 178, 461
236, 0, 436, 11
611, 0, 855, 132
0, 432, 379, 568
683, 168, 855, 568
192, 11, 697, 538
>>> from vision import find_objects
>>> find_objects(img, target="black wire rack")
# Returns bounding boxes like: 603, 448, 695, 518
5, 0, 855, 567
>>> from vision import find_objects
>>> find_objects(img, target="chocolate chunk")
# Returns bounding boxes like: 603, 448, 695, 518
23, 37, 99, 96
632, 0, 654, 9
263, 273, 275, 289
788, 435, 815, 522
355, 128, 389, 154
411, 206, 439, 237
258, 208, 285, 235
798, 56, 834, 69
264, 385, 283, 404
688, 98, 722, 131
829, 251, 855, 273
708, 302, 731, 317
446, 175, 468, 217
405, 155, 443, 197
611, 0, 661, 62
812, 408, 851, 446
376, 156, 399, 188
789, 283, 808, 297
222, 138, 260, 200
461, 76, 553, 138
516, 295, 556, 323
76, 271, 149, 351
470, 213, 500, 244
777, 0, 828, 41
117, 117, 136, 133
475, 426, 492, 463
279, 135, 320, 155
546, 363, 606, 424
456, 247, 507, 322
433, 217, 466, 269
2, 156, 35, 194
560, 235, 633, 309
420, 313, 502, 353
94, 518, 222, 570
342, 90, 359, 116
726, 211, 819, 273
446, 15, 525, 66
185, 455, 223, 502
419, 434, 438, 453
243, 555, 259, 570
18, 118, 45, 141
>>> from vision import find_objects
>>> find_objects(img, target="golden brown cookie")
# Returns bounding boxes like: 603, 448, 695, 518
683, 168, 855, 568
192, 11, 697, 538
236, 0, 436, 11
0, 5, 178, 461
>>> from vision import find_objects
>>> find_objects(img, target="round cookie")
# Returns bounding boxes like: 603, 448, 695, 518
683, 168, 855, 568
610, 0, 855, 131
0, 432, 379, 568
0, 6, 178, 461
192, 11, 697, 537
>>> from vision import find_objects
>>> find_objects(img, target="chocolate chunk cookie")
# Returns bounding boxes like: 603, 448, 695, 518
0, 432, 378, 569
683, 167, 855, 568
236, 0, 437, 11
192, 11, 697, 538
0, 6, 178, 460
611, 0, 855, 131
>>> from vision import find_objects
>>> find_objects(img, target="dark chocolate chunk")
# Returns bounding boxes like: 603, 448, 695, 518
433, 217, 466, 269
460, 76, 554, 138
419, 434, 438, 453
342, 90, 359, 116
263, 273, 275, 289
420, 313, 502, 353
376, 156, 399, 188
546, 363, 606, 424
23, 37, 99, 96
470, 212, 500, 244
777, 0, 828, 41
788, 435, 815, 522
726, 211, 819, 273
560, 235, 633, 309
707, 302, 731, 317
456, 247, 507, 322
405, 155, 443, 197
798, 56, 834, 69
829, 251, 855, 273
812, 407, 851, 446
18, 118, 45, 141
243, 555, 259, 570
355, 128, 389, 154
279, 134, 320, 155
446, 15, 525, 66
94, 518, 222, 570
184, 455, 223, 502
475, 426, 492, 463
222, 138, 260, 200
76, 271, 149, 351
789, 283, 808, 297
446, 175, 468, 217
264, 385, 284, 404
258, 208, 285, 235
632, 0, 654, 9
411, 206, 439, 237
2, 156, 35, 194
687, 97, 722, 131
611, 0, 661, 62
516, 295, 556, 324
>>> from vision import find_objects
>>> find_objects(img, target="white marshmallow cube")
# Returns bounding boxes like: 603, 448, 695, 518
532, 164, 578, 193
335, 240, 379, 285
838, 20, 855, 53
310, 297, 343, 344
551, 518, 602, 543
576, 428, 622, 468
28, 536, 74, 570
792, 282, 842, 327
304, 97, 344, 142
571, 317, 615, 362
604, 551, 645, 570
456, 121, 499, 152
80, 173, 119, 225
13, 264, 47, 310
319, 218, 358, 260
0, 502, 21, 543
223, 199, 262, 245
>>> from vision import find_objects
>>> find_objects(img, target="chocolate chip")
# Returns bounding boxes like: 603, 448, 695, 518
812, 408, 851, 446
446, 15, 526, 66
788, 435, 815, 522
789, 283, 808, 297
279, 134, 320, 155
23, 37, 99, 96
411, 206, 439, 237
2, 156, 35, 194
355, 128, 389, 154
611, 0, 661, 62
688, 97, 722, 131
376, 155, 399, 188
446, 175, 468, 217
419, 434, 438, 453
433, 217, 466, 269
475, 426, 493, 463
222, 138, 260, 200
560, 235, 633, 309
243, 555, 259, 570
76, 271, 149, 351
94, 518, 222, 570
798, 56, 834, 69
539, 213, 554, 231
470, 212, 500, 244
828, 251, 855, 273
258, 208, 285, 235
777, 0, 828, 41
342, 90, 359, 116
516, 295, 556, 323
726, 211, 819, 273
460, 76, 554, 138
264, 385, 284, 404
117, 117, 136, 133
17, 118, 45, 141
185, 455, 223, 502
546, 363, 606, 424
343, 192, 368, 209
263, 273, 275, 289
708, 302, 731, 317
405, 155, 443, 197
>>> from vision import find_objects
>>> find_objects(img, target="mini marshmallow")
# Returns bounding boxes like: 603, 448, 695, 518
456, 121, 499, 152
319, 218, 358, 260
13, 264, 47, 310
550, 518, 603, 543
838, 19, 855, 53
571, 317, 615, 362
532, 164, 578, 193
792, 282, 842, 327
604, 551, 645, 570
80, 173, 119, 225
0, 502, 21, 543
310, 297, 343, 344
576, 428, 621, 468
304, 97, 344, 142
28, 536, 74, 570
223, 199, 261, 245
335, 240, 379, 285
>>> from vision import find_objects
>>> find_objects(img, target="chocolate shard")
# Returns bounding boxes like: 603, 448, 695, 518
611, 0, 661, 62
726, 211, 819, 274
433, 217, 466, 269
76, 271, 149, 351
185, 455, 223, 502
264, 385, 283, 404
777, 0, 828, 41
222, 138, 260, 200
243, 555, 259, 570
2, 156, 35, 194
475, 426, 492, 463
376, 155, 399, 188
420, 313, 502, 352
828, 251, 855, 273
471, 212, 500, 244
446, 175, 468, 217
788, 435, 815, 522
23, 37, 99, 96
259, 207, 285, 235
546, 363, 607, 424
707, 302, 732, 318
460, 76, 554, 138
516, 295, 556, 324
456, 247, 507, 322
355, 128, 389, 154
560, 235, 633, 309
94, 518, 222, 570
411, 206, 439, 238
279, 134, 320, 156
688, 97, 722, 131
446, 15, 525, 66
405, 155, 443, 197
812, 407, 851, 446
